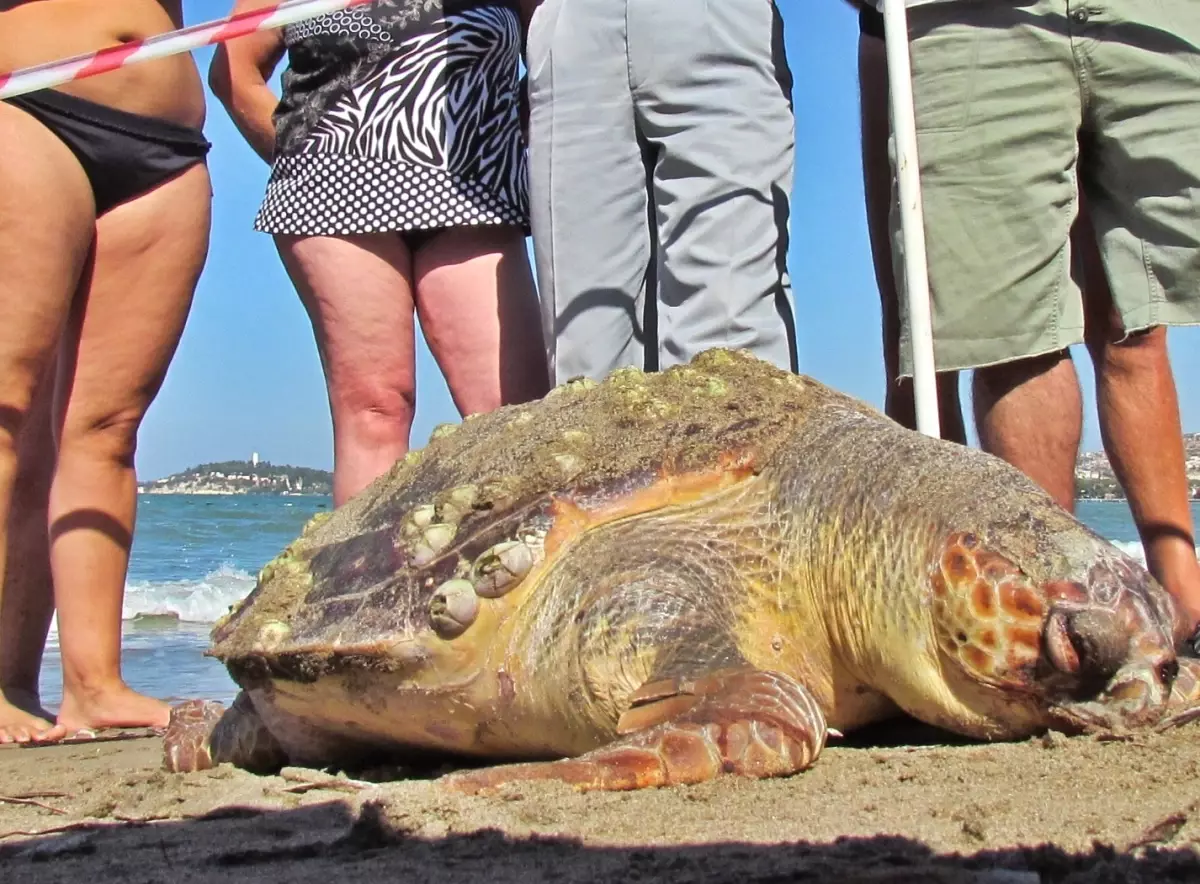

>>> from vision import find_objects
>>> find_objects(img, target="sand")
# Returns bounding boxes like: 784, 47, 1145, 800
2, 720, 1199, 883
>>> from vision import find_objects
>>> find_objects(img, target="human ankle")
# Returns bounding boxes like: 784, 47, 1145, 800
60, 672, 129, 701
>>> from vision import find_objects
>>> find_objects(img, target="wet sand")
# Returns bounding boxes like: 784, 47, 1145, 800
2, 721, 1199, 883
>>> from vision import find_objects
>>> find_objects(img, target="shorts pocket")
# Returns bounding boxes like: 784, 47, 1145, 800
907, 7, 983, 133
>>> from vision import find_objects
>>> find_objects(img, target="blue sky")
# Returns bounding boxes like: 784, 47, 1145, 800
134, 0, 1200, 479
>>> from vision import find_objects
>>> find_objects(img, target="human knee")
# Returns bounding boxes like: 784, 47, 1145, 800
58, 409, 144, 469
331, 381, 416, 442
0, 383, 52, 483
0, 402, 32, 458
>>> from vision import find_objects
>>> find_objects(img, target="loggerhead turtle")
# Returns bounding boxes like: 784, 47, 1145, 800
163, 349, 1200, 792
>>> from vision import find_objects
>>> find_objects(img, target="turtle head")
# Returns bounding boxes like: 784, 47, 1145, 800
928, 530, 1184, 736
1039, 551, 1183, 733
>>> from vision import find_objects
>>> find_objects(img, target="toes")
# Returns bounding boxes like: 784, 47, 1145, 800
30, 724, 70, 743
0, 718, 55, 744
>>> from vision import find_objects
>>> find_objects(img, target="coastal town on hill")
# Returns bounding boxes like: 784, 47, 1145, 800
139, 434, 1200, 501
137, 453, 333, 496
1074, 432, 1200, 501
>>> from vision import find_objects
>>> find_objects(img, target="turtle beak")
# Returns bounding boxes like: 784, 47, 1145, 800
1041, 544, 1185, 732
1048, 652, 1178, 733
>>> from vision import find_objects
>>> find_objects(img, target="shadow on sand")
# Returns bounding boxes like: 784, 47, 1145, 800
3, 719, 1198, 883
2, 794, 1196, 884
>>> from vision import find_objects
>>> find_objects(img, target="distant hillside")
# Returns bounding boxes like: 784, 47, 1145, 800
139, 436, 1200, 500
139, 459, 332, 496
1076, 432, 1200, 501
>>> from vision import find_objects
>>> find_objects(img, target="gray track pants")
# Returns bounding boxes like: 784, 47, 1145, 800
526, 0, 797, 384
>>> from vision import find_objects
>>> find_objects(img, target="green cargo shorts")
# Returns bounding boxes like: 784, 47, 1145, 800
895, 0, 1200, 376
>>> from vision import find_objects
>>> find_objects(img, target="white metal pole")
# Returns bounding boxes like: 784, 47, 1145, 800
881, 0, 941, 438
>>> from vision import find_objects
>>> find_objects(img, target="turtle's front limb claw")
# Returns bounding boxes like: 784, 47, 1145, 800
1158, 657, 1200, 731
442, 669, 827, 795
163, 692, 287, 773
163, 699, 225, 772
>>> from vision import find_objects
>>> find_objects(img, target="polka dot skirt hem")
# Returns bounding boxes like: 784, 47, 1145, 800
254, 153, 527, 238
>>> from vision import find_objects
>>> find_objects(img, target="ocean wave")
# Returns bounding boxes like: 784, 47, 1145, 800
45, 563, 256, 635
120, 563, 257, 624
1108, 540, 1200, 567
1110, 541, 1149, 565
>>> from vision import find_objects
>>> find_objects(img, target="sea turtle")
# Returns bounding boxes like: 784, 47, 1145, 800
163, 349, 1200, 792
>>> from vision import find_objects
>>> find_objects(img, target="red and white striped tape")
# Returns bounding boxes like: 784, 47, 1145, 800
0, 0, 376, 100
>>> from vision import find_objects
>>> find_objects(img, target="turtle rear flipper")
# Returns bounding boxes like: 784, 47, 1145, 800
441, 668, 827, 794
163, 693, 286, 774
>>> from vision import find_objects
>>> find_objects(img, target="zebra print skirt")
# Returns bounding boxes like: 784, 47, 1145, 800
254, 1, 528, 238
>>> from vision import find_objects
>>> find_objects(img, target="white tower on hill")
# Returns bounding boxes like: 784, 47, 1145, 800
252, 451, 259, 467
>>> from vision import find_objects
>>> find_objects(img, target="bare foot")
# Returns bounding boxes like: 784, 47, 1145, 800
37, 681, 170, 741
0, 687, 54, 743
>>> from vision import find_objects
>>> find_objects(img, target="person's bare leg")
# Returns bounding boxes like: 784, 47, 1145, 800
973, 351, 1082, 512
0, 104, 94, 742
1094, 325, 1200, 636
277, 233, 418, 507
0, 367, 58, 742
1076, 223, 1200, 638
857, 33, 965, 443
43, 163, 211, 738
414, 226, 550, 414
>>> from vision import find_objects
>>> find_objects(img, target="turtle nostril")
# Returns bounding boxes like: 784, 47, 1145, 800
1159, 659, 1179, 688
1044, 607, 1128, 692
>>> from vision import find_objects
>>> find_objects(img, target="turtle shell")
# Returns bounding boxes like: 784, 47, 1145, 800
207, 350, 856, 678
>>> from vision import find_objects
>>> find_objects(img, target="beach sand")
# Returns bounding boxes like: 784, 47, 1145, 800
2, 720, 1199, 882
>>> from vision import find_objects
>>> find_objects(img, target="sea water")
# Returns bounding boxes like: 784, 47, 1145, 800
34, 495, 1200, 710
38, 494, 328, 708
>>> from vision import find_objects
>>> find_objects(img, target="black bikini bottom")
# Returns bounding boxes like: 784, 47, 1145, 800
5, 88, 211, 216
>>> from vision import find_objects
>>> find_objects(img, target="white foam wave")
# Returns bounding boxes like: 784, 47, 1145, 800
1108, 540, 1200, 568
121, 563, 256, 624
1111, 540, 1149, 566
46, 563, 256, 635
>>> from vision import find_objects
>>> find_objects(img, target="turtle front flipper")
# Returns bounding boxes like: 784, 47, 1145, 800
442, 668, 827, 794
163, 693, 287, 773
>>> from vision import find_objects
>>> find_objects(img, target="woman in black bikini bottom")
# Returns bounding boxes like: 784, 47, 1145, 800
4, 89, 209, 215
0, 0, 212, 744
